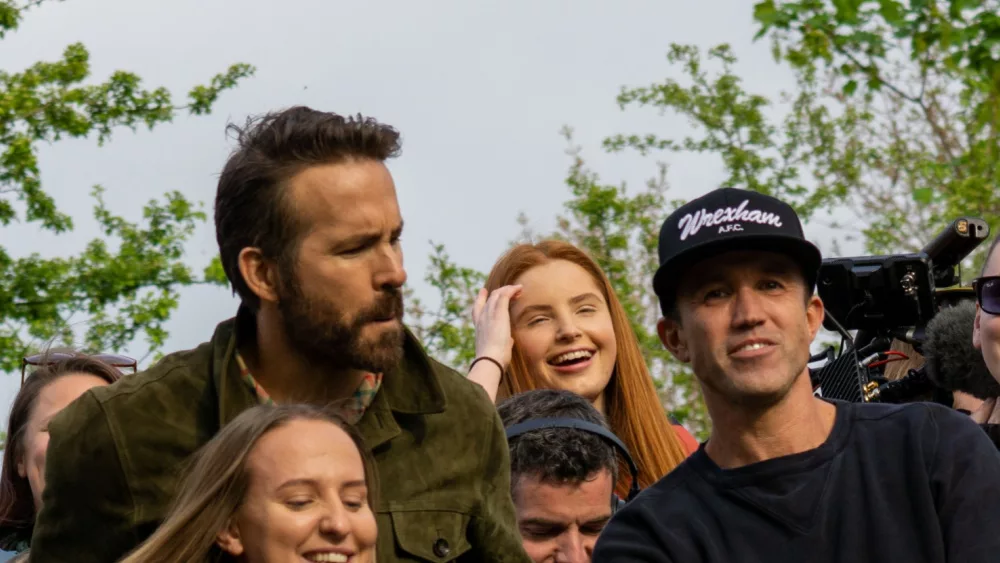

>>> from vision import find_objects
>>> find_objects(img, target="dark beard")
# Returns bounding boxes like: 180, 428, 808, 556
277, 277, 405, 375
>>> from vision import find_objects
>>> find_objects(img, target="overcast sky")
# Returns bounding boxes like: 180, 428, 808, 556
0, 0, 855, 416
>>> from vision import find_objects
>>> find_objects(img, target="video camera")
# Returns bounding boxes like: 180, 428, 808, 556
810, 217, 991, 404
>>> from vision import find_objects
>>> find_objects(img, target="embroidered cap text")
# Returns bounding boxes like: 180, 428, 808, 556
677, 199, 784, 241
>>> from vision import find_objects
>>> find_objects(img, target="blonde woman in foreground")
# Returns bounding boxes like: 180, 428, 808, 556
119, 404, 378, 563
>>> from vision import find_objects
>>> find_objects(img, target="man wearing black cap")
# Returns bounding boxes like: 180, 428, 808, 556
593, 188, 1000, 562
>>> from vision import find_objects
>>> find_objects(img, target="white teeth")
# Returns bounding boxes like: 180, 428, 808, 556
307, 554, 347, 563
737, 342, 768, 352
552, 350, 594, 365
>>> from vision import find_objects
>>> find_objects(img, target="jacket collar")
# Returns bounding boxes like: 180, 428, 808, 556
211, 305, 447, 430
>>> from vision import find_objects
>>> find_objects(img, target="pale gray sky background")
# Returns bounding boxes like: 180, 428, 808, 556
0, 0, 858, 417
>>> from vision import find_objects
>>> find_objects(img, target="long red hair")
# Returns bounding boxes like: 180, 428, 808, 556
486, 240, 688, 496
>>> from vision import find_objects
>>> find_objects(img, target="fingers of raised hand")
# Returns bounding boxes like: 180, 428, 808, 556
487, 285, 522, 319
473, 288, 488, 323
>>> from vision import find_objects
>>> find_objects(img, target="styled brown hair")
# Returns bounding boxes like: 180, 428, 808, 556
0, 351, 123, 550
215, 106, 402, 311
486, 240, 689, 497
120, 404, 378, 563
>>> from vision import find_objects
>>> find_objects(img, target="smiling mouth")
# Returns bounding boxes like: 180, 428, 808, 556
548, 350, 595, 367
304, 553, 349, 563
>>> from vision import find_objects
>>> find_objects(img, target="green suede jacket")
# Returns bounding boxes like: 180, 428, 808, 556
29, 310, 530, 563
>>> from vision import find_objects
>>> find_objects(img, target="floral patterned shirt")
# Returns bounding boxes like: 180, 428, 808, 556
234, 351, 382, 424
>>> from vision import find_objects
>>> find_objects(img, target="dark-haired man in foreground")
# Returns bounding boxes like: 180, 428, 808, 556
499, 389, 618, 563
32, 107, 531, 562
593, 188, 1000, 562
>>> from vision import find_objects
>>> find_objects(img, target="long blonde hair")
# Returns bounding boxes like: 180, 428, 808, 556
119, 404, 378, 563
486, 240, 688, 496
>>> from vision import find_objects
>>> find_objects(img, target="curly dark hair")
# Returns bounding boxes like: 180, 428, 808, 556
497, 389, 618, 494
214, 106, 403, 311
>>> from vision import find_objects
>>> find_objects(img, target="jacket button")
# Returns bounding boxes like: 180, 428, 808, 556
433, 538, 451, 558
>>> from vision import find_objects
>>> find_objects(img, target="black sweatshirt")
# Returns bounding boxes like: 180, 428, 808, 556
593, 400, 1000, 563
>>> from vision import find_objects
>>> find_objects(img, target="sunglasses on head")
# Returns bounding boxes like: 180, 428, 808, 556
20, 353, 137, 385
973, 276, 1000, 316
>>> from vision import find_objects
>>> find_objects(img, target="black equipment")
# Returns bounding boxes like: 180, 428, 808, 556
504, 418, 639, 514
811, 217, 991, 404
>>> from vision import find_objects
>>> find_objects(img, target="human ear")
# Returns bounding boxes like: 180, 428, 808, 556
215, 518, 245, 557
658, 317, 691, 363
238, 247, 281, 305
806, 294, 825, 341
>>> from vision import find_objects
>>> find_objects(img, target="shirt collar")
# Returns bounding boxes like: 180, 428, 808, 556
212, 305, 446, 427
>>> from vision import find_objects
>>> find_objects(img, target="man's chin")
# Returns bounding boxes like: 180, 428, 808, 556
707, 373, 796, 410
355, 326, 405, 373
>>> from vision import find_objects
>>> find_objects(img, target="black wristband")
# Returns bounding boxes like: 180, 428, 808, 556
470, 356, 505, 375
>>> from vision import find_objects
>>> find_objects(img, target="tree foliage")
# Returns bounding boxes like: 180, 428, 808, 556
0, 0, 254, 372
406, 0, 1000, 441
405, 130, 713, 437
750, 0, 1000, 268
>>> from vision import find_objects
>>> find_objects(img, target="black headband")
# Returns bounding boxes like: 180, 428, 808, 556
504, 417, 640, 502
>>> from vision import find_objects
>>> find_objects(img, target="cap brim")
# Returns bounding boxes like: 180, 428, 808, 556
653, 235, 822, 312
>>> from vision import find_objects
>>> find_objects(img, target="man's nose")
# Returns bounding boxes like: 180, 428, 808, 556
731, 284, 767, 329
554, 531, 591, 563
374, 244, 407, 289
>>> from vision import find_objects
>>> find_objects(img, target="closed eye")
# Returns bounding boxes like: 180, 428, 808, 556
521, 525, 563, 540
344, 499, 365, 510
285, 498, 313, 509
340, 242, 373, 256
581, 521, 610, 535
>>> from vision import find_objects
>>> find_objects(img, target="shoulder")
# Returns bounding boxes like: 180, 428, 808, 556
842, 400, 979, 435
595, 462, 700, 560
839, 401, 995, 463
430, 357, 497, 416
48, 340, 216, 465
619, 458, 701, 521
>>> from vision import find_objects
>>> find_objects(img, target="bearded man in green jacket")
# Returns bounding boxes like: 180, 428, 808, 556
29, 106, 531, 563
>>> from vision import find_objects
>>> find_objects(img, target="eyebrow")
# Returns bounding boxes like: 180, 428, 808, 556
519, 514, 612, 527
688, 257, 798, 289
514, 292, 603, 323
277, 478, 367, 491
333, 222, 404, 250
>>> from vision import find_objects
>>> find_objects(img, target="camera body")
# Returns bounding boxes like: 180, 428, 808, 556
811, 218, 991, 404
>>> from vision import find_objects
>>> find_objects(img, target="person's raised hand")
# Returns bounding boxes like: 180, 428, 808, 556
472, 285, 522, 370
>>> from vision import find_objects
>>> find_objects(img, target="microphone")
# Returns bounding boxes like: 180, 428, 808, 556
923, 301, 1000, 399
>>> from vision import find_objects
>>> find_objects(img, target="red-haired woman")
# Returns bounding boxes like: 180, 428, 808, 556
469, 240, 697, 498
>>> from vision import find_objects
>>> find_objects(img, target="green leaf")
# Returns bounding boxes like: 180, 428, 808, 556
843, 79, 859, 96
753, 0, 781, 38
878, 0, 905, 26
912, 188, 934, 205
0, 1, 253, 371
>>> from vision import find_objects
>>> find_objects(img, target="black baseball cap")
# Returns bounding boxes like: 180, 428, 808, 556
652, 188, 822, 312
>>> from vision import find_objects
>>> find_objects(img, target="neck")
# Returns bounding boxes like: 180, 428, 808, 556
592, 392, 606, 415
242, 307, 367, 404
702, 372, 836, 469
